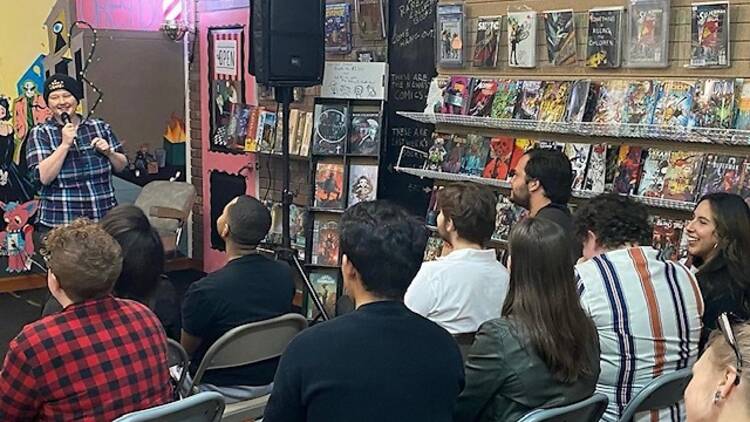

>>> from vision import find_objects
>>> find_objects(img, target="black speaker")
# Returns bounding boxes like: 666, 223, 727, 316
250, 0, 325, 87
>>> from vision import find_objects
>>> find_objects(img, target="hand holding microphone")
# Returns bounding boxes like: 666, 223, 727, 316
60, 112, 77, 148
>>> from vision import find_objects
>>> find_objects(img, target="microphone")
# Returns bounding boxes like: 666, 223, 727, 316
61, 112, 71, 125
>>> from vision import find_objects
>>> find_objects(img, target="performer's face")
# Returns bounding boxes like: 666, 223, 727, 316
47, 90, 78, 119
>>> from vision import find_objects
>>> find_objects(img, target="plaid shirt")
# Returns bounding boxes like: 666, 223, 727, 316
26, 117, 123, 226
0, 296, 173, 421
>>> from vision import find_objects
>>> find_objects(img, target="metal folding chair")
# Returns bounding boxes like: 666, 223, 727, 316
112, 391, 224, 422
518, 393, 609, 422
618, 368, 693, 422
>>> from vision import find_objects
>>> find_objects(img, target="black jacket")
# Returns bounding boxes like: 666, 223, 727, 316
697, 253, 750, 348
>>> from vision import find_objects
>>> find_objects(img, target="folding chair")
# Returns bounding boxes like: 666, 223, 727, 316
188, 313, 308, 422
167, 338, 190, 399
518, 393, 609, 422
112, 391, 224, 422
134, 180, 196, 256
618, 368, 693, 422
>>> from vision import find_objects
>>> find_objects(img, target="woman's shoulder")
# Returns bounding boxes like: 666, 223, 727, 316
476, 318, 527, 346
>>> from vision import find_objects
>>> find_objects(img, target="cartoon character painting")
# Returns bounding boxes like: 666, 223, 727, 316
0, 200, 39, 272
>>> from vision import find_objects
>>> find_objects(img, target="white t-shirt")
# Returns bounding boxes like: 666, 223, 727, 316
404, 248, 509, 334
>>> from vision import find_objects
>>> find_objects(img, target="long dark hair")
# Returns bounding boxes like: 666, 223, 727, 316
503, 217, 598, 383
695, 193, 750, 312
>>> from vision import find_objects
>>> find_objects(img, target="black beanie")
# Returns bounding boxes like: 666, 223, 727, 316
43, 74, 83, 103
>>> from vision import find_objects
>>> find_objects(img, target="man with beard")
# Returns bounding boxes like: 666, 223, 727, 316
405, 182, 509, 336
26, 74, 128, 229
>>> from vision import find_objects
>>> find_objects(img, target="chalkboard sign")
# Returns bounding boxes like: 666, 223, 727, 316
382, 0, 437, 216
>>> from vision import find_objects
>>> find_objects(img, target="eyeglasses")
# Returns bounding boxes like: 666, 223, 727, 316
717, 312, 743, 385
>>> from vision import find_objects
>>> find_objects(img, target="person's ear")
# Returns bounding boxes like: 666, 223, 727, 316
527, 178, 541, 193
715, 366, 740, 404
341, 255, 356, 280
47, 270, 61, 295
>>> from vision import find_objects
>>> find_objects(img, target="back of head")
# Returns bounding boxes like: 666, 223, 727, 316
437, 182, 497, 245
706, 323, 750, 387
100, 205, 165, 301
574, 193, 652, 249
504, 217, 598, 383
44, 219, 123, 303
524, 148, 573, 204
340, 201, 428, 300
227, 195, 271, 247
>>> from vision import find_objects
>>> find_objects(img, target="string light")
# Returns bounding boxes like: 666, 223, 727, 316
67, 21, 103, 119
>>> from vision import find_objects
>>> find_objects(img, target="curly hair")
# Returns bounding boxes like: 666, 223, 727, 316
43, 218, 123, 302
573, 193, 652, 249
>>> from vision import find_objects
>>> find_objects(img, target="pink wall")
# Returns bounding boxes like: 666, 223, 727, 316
75, 0, 164, 31
198, 6, 257, 273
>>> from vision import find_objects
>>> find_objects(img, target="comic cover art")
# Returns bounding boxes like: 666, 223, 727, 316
513, 80, 544, 120
637, 149, 671, 197
483, 137, 515, 180
740, 161, 750, 204
314, 162, 345, 209
311, 217, 340, 266
348, 164, 378, 206
306, 270, 339, 319
426, 133, 450, 171
652, 218, 685, 262
508, 11, 537, 68
586, 7, 624, 68
442, 76, 474, 115
437, 4, 465, 66
583, 143, 607, 193
538, 81, 573, 123
691, 79, 735, 129
564, 143, 592, 191
663, 151, 705, 202
593, 80, 629, 124
544, 9, 577, 66
357, 0, 385, 40
348, 112, 381, 155
652, 81, 695, 128
442, 135, 467, 174
490, 80, 520, 119
565, 80, 592, 123
509, 138, 536, 172
605, 144, 621, 191
226, 103, 252, 151
624, 81, 658, 129
424, 234, 445, 262
325, 3, 352, 54
461, 134, 491, 176
473, 16, 502, 67
289, 204, 307, 256
493, 194, 528, 241
613, 145, 645, 194
468, 79, 499, 117
690, 1, 730, 67
582, 82, 603, 123
699, 154, 743, 195
627, 0, 669, 67
735, 79, 750, 130
256, 110, 278, 153
312, 103, 348, 155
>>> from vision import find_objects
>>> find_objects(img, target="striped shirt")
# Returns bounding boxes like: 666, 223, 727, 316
576, 247, 703, 422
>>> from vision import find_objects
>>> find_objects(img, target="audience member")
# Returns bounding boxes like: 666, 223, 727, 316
685, 315, 750, 422
0, 219, 172, 420
263, 201, 465, 422
685, 193, 750, 346
575, 194, 703, 422
181, 195, 294, 402
405, 182, 509, 335
454, 218, 599, 422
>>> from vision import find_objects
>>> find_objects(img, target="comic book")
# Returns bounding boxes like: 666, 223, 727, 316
312, 102, 349, 155
509, 138, 536, 172
348, 164, 378, 206
348, 112, 381, 155
226, 103, 252, 151
735, 79, 750, 130
299, 112, 314, 157
652, 218, 685, 262
592, 80, 629, 124
314, 162, 345, 209
483, 137, 515, 180
691, 79, 735, 129
461, 134, 491, 176
582, 82, 603, 122
256, 110, 278, 153
583, 143, 607, 193
637, 148, 671, 197
287, 109, 301, 155
306, 270, 339, 319
564, 143, 592, 191
586, 7, 624, 68
467, 79, 499, 117
612, 145, 645, 194
325, 3, 352, 54
493, 194, 528, 242
437, 4, 465, 66
424, 234, 445, 262
626, 0, 670, 67
289, 204, 307, 257
442, 76, 474, 115
536, 140, 565, 152
513, 80, 544, 120
490, 80, 520, 119
543, 9, 577, 66
605, 144, 621, 191
624, 81, 659, 128
356, 0, 385, 40
565, 80, 592, 123
740, 160, 750, 203
652, 81, 695, 128
662, 151, 705, 202
311, 217, 340, 266
699, 154, 743, 195
538, 81, 573, 123
690, 1, 730, 67
426, 133, 450, 171
441, 135, 467, 174
507, 11, 537, 68
473, 16, 502, 67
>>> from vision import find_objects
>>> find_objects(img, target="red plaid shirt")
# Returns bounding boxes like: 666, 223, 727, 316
0, 296, 173, 421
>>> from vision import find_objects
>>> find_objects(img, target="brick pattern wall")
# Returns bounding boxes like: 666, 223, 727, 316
189, 1, 203, 261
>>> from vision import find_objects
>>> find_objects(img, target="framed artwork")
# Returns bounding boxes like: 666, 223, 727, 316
208, 26, 245, 153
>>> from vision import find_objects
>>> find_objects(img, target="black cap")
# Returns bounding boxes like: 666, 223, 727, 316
43, 74, 83, 104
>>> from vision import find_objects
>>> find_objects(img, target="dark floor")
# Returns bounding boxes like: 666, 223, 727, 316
0, 269, 205, 360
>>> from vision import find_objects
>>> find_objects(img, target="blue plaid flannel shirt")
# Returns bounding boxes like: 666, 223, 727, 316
26, 117, 124, 227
